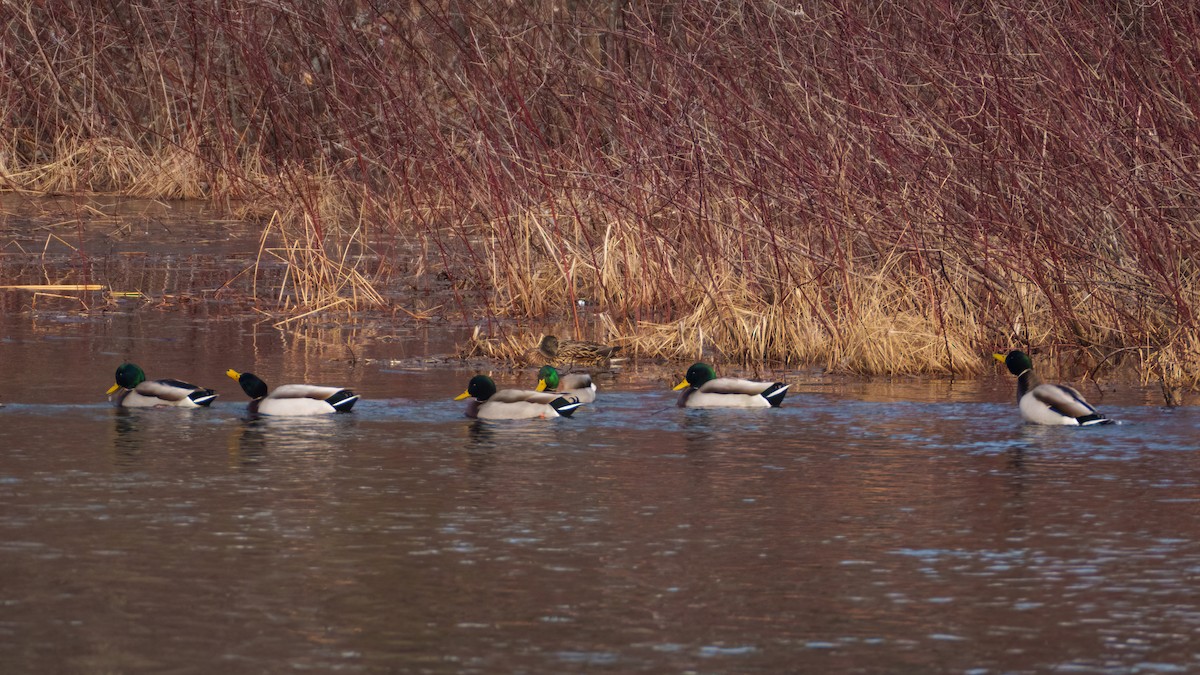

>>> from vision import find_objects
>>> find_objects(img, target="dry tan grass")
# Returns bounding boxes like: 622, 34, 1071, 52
457, 326, 533, 363
0, 135, 211, 198
0, 133, 390, 319
7, 1, 1200, 392
459, 188, 1200, 384
254, 208, 385, 324
471, 199, 991, 374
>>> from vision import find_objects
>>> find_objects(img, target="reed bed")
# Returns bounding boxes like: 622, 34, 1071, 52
3, 1, 1200, 383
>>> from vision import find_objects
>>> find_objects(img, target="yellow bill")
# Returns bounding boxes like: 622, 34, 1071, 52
226, 369, 242, 380
992, 353, 1006, 363
454, 390, 471, 401
106, 383, 121, 395
536, 379, 548, 392
672, 379, 690, 391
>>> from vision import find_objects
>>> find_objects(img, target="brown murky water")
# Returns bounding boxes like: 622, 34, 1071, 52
3, 198, 1200, 673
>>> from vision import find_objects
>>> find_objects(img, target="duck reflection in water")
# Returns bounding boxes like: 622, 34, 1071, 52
464, 418, 560, 452
467, 420, 497, 450
110, 407, 211, 468
228, 416, 344, 468
231, 418, 269, 467
678, 406, 782, 453
111, 408, 145, 466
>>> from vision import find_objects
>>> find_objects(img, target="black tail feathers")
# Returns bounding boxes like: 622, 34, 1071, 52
188, 389, 218, 406
550, 395, 584, 417
327, 390, 360, 412
1077, 413, 1114, 426
760, 383, 789, 407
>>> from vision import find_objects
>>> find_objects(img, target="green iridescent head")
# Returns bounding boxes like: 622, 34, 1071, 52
536, 365, 560, 391
455, 375, 497, 401
227, 369, 269, 399
107, 363, 147, 394
993, 348, 1032, 374
993, 350, 1033, 376
673, 362, 717, 390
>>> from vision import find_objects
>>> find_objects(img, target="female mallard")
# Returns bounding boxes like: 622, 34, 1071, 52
672, 362, 789, 408
106, 363, 217, 408
535, 365, 597, 403
533, 335, 621, 368
994, 350, 1112, 426
226, 369, 359, 416
455, 375, 583, 420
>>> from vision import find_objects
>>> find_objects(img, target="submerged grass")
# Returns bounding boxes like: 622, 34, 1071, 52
3, 1, 1200, 387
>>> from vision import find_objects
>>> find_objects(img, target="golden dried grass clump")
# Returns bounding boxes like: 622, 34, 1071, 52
1, 135, 213, 198
475, 196, 993, 375
1142, 335, 1200, 406
457, 327, 532, 363
254, 206, 385, 324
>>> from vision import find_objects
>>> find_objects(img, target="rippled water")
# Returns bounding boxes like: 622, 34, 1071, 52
1, 309, 1198, 674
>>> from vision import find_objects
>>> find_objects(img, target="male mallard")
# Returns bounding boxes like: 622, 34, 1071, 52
226, 369, 359, 416
672, 362, 789, 408
533, 335, 621, 368
994, 351, 1112, 426
454, 374, 583, 420
107, 363, 217, 408
535, 365, 597, 403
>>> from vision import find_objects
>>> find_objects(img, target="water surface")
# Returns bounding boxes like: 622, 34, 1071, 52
1, 308, 1199, 674
3, 195, 1198, 672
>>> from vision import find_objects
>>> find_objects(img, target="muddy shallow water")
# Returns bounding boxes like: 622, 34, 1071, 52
3, 197, 1200, 672
2, 308, 1199, 674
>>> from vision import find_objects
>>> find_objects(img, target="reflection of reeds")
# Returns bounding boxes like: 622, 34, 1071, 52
4, 2, 1200, 380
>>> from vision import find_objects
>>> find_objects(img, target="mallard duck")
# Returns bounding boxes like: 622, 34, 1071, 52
225, 369, 359, 416
535, 365, 597, 403
106, 363, 217, 408
454, 375, 583, 420
672, 362, 789, 408
533, 335, 621, 368
994, 351, 1112, 426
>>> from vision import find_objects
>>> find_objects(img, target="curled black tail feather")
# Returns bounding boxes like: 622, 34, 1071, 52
327, 390, 360, 412
188, 389, 218, 406
550, 395, 584, 417
760, 383, 789, 408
